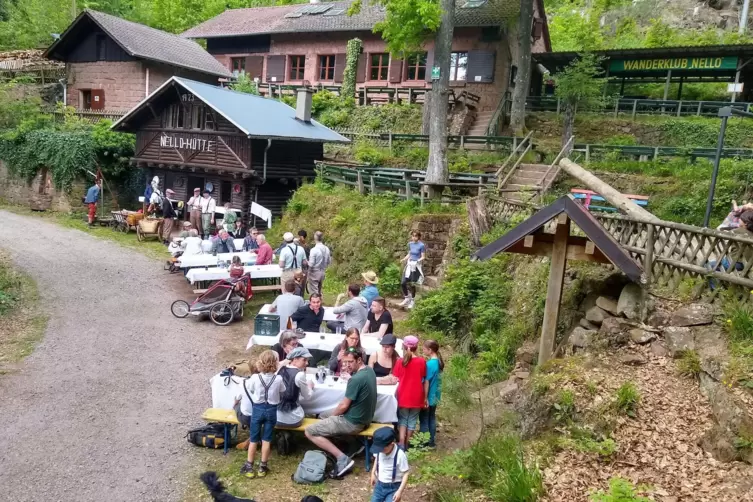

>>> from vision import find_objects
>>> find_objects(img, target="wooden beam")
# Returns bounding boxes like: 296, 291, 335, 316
524, 235, 534, 248
539, 215, 571, 364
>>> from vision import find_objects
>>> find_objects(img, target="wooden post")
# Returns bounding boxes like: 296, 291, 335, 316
613, 98, 619, 118
585, 144, 591, 164
460, 135, 465, 150
370, 175, 376, 194
539, 213, 570, 364
388, 132, 393, 153
631, 99, 638, 120
640, 223, 655, 322
357, 171, 365, 194
556, 97, 561, 115
404, 172, 412, 200
653, 147, 659, 161
697, 101, 703, 116
676, 100, 683, 117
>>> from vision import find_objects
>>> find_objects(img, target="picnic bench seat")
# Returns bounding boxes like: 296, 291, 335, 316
202, 409, 392, 468
571, 189, 649, 212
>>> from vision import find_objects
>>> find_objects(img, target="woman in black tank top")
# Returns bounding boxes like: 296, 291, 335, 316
369, 333, 399, 384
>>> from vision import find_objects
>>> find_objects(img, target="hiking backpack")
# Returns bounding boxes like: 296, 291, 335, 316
185, 423, 229, 449
292, 450, 330, 484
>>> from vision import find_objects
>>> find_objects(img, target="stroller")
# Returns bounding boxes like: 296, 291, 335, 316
171, 273, 252, 326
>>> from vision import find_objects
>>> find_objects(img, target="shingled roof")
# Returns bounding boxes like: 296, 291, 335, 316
182, 0, 519, 39
45, 9, 231, 78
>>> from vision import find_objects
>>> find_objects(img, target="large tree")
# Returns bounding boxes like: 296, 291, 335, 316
509, 0, 534, 135
350, 0, 450, 194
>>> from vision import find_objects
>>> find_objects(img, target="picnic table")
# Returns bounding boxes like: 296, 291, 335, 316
178, 252, 257, 269
247, 330, 403, 356
258, 303, 340, 323
209, 367, 398, 423
186, 264, 282, 294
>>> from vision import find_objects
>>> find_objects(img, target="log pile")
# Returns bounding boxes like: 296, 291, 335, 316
0, 49, 64, 71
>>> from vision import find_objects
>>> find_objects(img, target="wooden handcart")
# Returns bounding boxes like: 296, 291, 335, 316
136, 217, 163, 242
111, 211, 144, 233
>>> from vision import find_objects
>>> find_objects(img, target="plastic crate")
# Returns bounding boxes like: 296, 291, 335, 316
254, 314, 280, 337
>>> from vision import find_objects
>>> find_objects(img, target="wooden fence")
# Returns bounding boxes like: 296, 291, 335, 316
484, 196, 753, 300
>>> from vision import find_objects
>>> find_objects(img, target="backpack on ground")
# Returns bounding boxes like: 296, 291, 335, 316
186, 423, 230, 449
292, 450, 330, 484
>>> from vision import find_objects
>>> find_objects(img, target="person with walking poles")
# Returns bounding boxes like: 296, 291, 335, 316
84, 178, 101, 228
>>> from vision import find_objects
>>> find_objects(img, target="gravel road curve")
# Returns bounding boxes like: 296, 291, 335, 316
0, 210, 222, 502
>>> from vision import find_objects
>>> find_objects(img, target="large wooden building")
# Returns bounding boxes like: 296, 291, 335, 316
112, 77, 348, 226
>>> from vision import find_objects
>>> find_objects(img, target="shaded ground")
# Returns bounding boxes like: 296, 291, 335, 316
0, 210, 225, 502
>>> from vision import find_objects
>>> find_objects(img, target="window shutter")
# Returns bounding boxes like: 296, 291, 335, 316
245, 56, 264, 80
389, 58, 403, 83
356, 54, 366, 83
532, 19, 543, 39
91, 89, 105, 110
467, 51, 495, 83
334, 53, 347, 83
425, 49, 434, 82
266, 55, 286, 82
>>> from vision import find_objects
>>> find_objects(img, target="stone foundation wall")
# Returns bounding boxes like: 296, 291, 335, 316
0, 160, 86, 212
411, 214, 461, 277
448, 104, 477, 136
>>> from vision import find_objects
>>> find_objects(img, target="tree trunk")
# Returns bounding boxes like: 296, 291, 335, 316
561, 101, 575, 156
510, 0, 534, 135
422, 91, 432, 135
425, 0, 455, 197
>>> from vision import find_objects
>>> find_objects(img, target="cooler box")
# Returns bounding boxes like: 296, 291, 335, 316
254, 314, 280, 337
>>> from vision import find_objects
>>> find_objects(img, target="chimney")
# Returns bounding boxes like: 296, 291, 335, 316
296, 88, 313, 122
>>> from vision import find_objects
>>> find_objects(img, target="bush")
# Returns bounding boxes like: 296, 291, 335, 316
614, 382, 640, 417
590, 477, 651, 502
353, 140, 389, 165
726, 304, 753, 343
464, 433, 543, 502
677, 350, 702, 379
553, 389, 576, 423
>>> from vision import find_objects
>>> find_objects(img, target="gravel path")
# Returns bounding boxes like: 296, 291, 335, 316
0, 210, 221, 502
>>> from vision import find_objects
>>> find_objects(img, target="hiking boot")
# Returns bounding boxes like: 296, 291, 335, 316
240, 461, 256, 478
398, 296, 411, 307
257, 464, 269, 478
236, 439, 250, 451
336, 456, 354, 477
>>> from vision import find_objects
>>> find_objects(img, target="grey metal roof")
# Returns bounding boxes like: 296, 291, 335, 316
112, 77, 350, 143
45, 9, 231, 78
473, 195, 643, 283
182, 0, 518, 39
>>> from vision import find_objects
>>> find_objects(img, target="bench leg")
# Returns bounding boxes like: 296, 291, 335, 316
223, 424, 230, 455
363, 438, 371, 471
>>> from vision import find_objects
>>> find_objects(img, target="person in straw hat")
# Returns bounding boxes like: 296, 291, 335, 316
360, 271, 380, 309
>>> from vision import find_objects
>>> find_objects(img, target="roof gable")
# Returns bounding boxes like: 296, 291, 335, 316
45, 9, 231, 78
182, 0, 518, 39
473, 196, 644, 283
111, 77, 349, 144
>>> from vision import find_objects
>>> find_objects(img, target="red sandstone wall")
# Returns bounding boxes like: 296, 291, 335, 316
66, 61, 145, 110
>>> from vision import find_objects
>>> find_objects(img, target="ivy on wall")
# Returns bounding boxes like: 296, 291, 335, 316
342, 38, 362, 102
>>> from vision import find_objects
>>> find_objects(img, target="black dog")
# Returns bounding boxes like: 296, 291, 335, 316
200, 471, 255, 502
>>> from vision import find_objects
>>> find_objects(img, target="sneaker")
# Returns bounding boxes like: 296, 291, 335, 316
257, 464, 269, 478
336, 456, 355, 477
406, 299, 415, 309
240, 461, 256, 478
398, 296, 411, 307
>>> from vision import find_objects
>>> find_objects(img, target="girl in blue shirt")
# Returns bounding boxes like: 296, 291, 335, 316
419, 339, 443, 448
399, 231, 425, 309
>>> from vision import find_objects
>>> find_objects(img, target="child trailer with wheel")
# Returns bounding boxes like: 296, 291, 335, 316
171, 273, 253, 326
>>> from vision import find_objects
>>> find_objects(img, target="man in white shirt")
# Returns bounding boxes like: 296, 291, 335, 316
279, 232, 307, 285
307, 230, 332, 296
199, 189, 216, 239
187, 187, 203, 236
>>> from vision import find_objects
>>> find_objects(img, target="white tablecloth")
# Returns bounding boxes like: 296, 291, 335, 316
233, 238, 245, 250
179, 252, 257, 269
259, 303, 339, 322
209, 371, 398, 423
186, 264, 282, 284
247, 331, 403, 355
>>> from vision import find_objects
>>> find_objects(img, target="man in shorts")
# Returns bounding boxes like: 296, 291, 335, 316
304, 347, 377, 476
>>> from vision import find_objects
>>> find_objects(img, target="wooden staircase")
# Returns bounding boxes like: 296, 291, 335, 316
499, 163, 556, 202
466, 110, 496, 137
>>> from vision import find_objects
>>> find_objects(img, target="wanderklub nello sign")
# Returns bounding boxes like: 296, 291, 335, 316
609, 56, 738, 73
160, 134, 215, 152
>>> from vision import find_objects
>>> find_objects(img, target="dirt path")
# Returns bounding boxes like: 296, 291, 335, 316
0, 210, 223, 502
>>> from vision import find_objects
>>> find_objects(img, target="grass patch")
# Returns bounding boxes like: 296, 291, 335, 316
553, 389, 576, 424
614, 382, 640, 417
724, 303, 753, 390
589, 477, 651, 502
677, 350, 702, 380
559, 426, 617, 458
0, 249, 47, 371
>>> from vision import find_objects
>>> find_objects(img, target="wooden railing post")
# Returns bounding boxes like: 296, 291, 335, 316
640, 224, 655, 322
370, 175, 376, 194
357, 171, 365, 195
556, 97, 561, 115
631, 99, 637, 120
697, 101, 703, 116
585, 144, 591, 164
388, 132, 393, 153
613, 99, 619, 118
676, 101, 683, 117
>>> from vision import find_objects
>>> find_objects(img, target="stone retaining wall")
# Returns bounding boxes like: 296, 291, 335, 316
0, 160, 86, 212
410, 214, 460, 277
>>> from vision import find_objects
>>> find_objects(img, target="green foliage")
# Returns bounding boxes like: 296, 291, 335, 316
342, 38, 362, 101
560, 426, 617, 457
554, 54, 608, 111
677, 350, 702, 379
463, 433, 544, 502
354, 141, 390, 165
589, 477, 651, 502
725, 304, 753, 344
350, 0, 440, 56
553, 389, 576, 423
229, 72, 259, 95
0, 255, 23, 315
614, 382, 640, 417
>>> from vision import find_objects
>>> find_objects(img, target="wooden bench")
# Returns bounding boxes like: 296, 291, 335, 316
202, 409, 391, 468
571, 189, 649, 213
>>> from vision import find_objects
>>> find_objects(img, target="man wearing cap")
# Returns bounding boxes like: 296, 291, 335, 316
305, 347, 377, 477
369, 427, 410, 502
200, 189, 216, 239
276, 347, 315, 428
279, 232, 307, 285
187, 188, 203, 236
361, 272, 380, 310
161, 188, 177, 245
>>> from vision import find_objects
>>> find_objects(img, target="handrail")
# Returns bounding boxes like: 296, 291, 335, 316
538, 135, 574, 199
495, 131, 533, 188
486, 91, 511, 136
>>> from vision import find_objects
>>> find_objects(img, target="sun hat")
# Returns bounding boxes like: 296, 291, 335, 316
403, 335, 419, 348
380, 333, 397, 346
370, 427, 396, 453
286, 347, 313, 360
362, 271, 379, 284
283, 232, 295, 242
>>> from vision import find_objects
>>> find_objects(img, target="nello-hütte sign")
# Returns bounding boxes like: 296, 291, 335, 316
609, 56, 738, 73
160, 134, 215, 152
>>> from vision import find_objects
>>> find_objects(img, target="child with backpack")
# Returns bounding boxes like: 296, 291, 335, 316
391, 335, 426, 449
369, 427, 410, 502
419, 339, 444, 448
240, 350, 286, 478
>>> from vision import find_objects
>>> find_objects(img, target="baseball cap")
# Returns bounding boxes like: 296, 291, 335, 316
403, 335, 419, 348
286, 347, 313, 360
380, 333, 397, 346
370, 427, 396, 453
283, 232, 295, 242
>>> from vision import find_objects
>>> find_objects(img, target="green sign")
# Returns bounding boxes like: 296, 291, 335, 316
609, 56, 738, 73
431, 66, 440, 81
